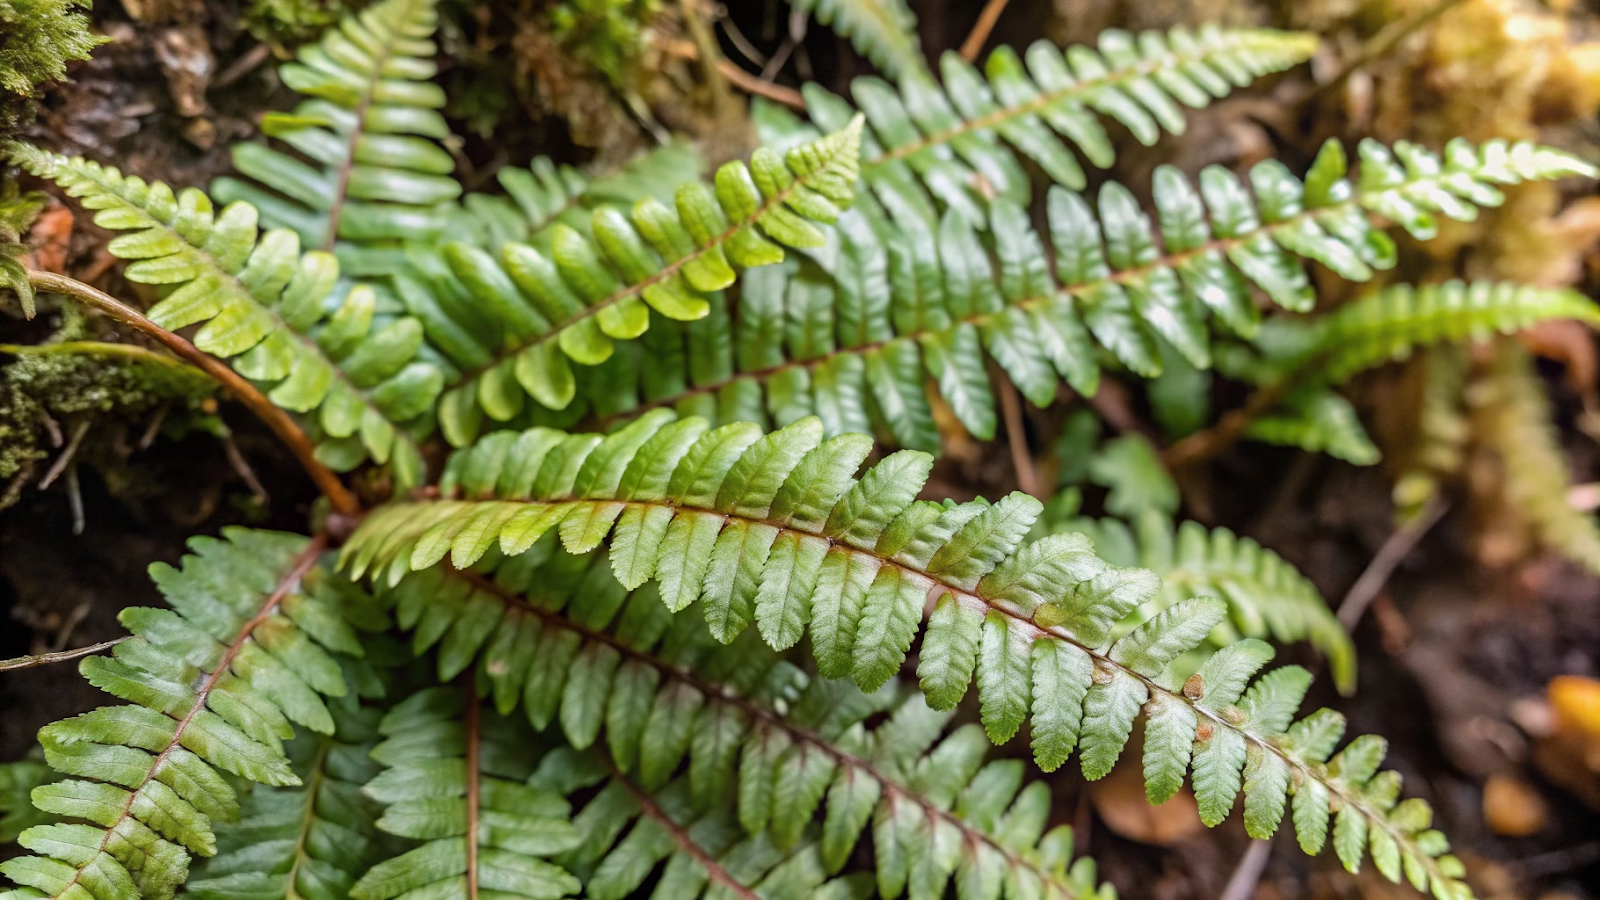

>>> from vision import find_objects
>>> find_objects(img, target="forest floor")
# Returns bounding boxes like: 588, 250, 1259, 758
3, 1, 1600, 898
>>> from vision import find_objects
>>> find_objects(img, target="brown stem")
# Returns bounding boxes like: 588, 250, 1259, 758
1162, 373, 1300, 471
605, 762, 760, 899
0, 637, 128, 673
959, 0, 1011, 62
717, 60, 805, 109
26, 270, 361, 517
1336, 495, 1447, 631
997, 373, 1039, 496
464, 690, 481, 900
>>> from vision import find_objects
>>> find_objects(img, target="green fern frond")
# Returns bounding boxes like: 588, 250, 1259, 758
348, 686, 584, 900
792, 0, 927, 82
574, 138, 1589, 450
447, 144, 705, 251
372, 559, 1111, 898
1268, 280, 1600, 385
11, 146, 443, 484
0, 759, 54, 844
0, 529, 387, 900
211, 0, 458, 277
340, 413, 1470, 897
1053, 508, 1357, 695
1467, 340, 1600, 575
793, 26, 1318, 222
403, 119, 865, 447
186, 693, 390, 900
1243, 387, 1381, 465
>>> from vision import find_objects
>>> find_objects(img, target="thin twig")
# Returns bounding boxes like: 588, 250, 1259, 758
213, 42, 272, 90
997, 376, 1039, 496
960, 0, 1011, 62
39, 419, 89, 490
1218, 839, 1274, 900
714, 6, 768, 66
221, 429, 270, 506
717, 59, 805, 108
1336, 495, 1448, 631
1313, 0, 1469, 98
27, 270, 361, 517
0, 637, 129, 673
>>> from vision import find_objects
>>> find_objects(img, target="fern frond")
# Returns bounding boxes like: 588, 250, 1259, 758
211, 0, 458, 277
792, 27, 1318, 222
341, 413, 1470, 897
0, 759, 54, 844
577, 138, 1590, 450
347, 687, 584, 900
371, 559, 1111, 898
0, 529, 386, 900
1054, 508, 1357, 695
11, 147, 442, 484
447, 144, 705, 251
401, 119, 866, 447
792, 0, 927, 82
186, 693, 389, 900
1269, 280, 1600, 385
1467, 340, 1600, 575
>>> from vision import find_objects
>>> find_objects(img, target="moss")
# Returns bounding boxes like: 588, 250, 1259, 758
0, 0, 105, 133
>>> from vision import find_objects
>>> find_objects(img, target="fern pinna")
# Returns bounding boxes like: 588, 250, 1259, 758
341, 412, 1472, 898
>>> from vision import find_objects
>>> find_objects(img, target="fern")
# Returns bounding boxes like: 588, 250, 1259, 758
799, 26, 1319, 222
409, 119, 866, 447
792, 0, 928, 82
10, 147, 443, 484
1047, 505, 1357, 695
444, 144, 705, 252
370, 558, 1111, 898
341, 412, 1470, 895
1260, 280, 1600, 386
211, 0, 458, 277
0, 759, 54, 844
568, 138, 1589, 450
0, 529, 386, 900
348, 685, 879, 900
185, 693, 390, 900
347, 687, 585, 900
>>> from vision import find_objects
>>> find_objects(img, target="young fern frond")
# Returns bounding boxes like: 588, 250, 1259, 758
340, 413, 1470, 897
371, 557, 1111, 898
791, 0, 928, 82
575, 138, 1589, 450
1261, 280, 1600, 386
407, 119, 866, 447
796, 26, 1318, 222
10, 147, 443, 484
1466, 340, 1600, 575
211, 0, 459, 276
186, 694, 389, 900
1048, 506, 1356, 694
0, 529, 386, 900
1216, 281, 1600, 466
